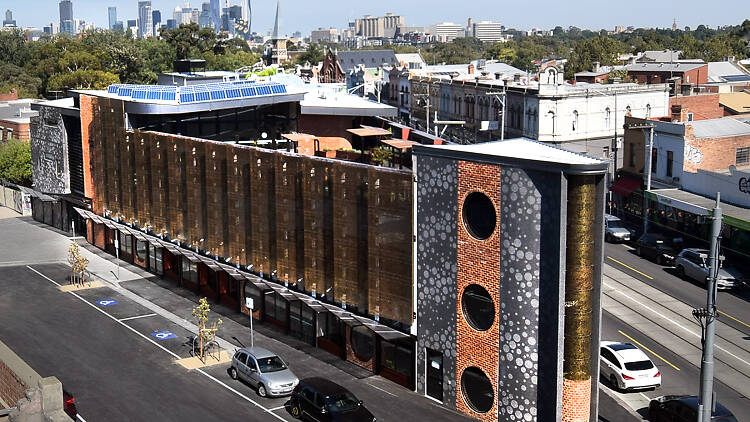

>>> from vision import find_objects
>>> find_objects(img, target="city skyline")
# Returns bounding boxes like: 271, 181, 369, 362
6, 0, 745, 37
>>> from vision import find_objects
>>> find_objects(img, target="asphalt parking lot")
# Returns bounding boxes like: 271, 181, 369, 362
0, 254, 472, 422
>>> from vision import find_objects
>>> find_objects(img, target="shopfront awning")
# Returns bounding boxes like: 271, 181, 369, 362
646, 189, 750, 231
610, 177, 641, 197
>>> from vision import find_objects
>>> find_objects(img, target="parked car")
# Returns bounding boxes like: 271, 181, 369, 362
605, 214, 633, 243
635, 233, 682, 266
63, 389, 77, 420
600, 341, 661, 391
648, 395, 739, 421
229, 347, 298, 397
675, 248, 742, 290
290, 377, 376, 422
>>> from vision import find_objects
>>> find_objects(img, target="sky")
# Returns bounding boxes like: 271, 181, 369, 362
5, 0, 747, 36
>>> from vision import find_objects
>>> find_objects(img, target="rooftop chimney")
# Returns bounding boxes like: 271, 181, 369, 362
468, 63, 474, 75
593, 61, 600, 72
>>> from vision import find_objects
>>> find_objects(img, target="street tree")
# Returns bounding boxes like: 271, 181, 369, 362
191, 297, 223, 361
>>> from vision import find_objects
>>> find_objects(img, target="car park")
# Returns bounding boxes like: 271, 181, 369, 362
648, 395, 739, 421
604, 214, 633, 243
229, 347, 298, 397
674, 248, 742, 290
635, 233, 681, 266
290, 377, 376, 422
600, 341, 661, 391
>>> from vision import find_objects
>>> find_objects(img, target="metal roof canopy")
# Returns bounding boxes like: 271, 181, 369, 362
380, 138, 418, 151
347, 125, 392, 137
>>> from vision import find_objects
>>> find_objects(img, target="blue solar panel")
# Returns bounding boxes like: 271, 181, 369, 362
241, 87, 256, 97
108, 81, 288, 104
132, 90, 148, 100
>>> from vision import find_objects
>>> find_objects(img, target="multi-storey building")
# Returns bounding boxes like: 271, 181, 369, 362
107, 7, 117, 30
407, 66, 670, 167
471, 20, 503, 43
310, 27, 338, 44
137, 1, 153, 39
58, 0, 74, 35
430, 22, 464, 42
355, 13, 404, 39
28, 71, 608, 421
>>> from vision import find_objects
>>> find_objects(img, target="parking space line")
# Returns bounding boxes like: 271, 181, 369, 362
76, 414, 88, 422
609, 287, 750, 368
718, 310, 750, 330
606, 257, 654, 280
366, 382, 397, 397
269, 406, 285, 411
618, 330, 680, 371
26, 265, 286, 422
118, 313, 158, 322
639, 392, 651, 401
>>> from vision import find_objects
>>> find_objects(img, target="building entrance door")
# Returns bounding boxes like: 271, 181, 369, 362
426, 348, 443, 402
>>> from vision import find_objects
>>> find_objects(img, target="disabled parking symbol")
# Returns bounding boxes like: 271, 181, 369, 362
151, 330, 177, 340
97, 299, 118, 307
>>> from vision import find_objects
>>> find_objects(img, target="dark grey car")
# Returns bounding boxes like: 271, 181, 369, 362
229, 347, 299, 397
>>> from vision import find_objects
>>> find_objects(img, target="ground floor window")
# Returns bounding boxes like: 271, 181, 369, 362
181, 259, 198, 283
264, 291, 287, 325
149, 246, 164, 275
350, 325, 375, 361
380, 340, 413, 379
244, 282, 262, 314
461, 366, 494, 413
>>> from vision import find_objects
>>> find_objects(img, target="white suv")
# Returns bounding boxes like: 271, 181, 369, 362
600, 341, 661, 391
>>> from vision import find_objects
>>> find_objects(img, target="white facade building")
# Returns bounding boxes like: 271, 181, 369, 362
430, 22, 464, 42
472, 21, 503, 43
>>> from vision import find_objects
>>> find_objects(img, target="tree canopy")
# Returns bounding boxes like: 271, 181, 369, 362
0, 139, 32, 186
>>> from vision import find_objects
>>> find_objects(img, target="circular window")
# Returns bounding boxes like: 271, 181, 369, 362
462, 192, 496, 240
350, 325, 375, 361
461, 367, 494, 413
461, 284, 495, 331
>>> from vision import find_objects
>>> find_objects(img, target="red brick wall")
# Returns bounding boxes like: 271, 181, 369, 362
669, 94, 723, 120
455, 161, 501, 421
629, 65, 708, 86
562, 378, 591, 422
684, 131, 750, 172
299, 115, 357, 142
0, 90, 18, 101
79, 95, 97, 211
0, 360, 27, 406
0, 120, 30, 141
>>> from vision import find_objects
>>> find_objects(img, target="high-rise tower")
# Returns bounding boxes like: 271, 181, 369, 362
59, 0, 74, 35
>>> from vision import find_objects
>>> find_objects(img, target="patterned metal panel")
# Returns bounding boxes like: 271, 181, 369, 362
226, 146, 251, 266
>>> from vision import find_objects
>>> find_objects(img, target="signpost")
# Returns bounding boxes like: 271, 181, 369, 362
245, 297, 254, 348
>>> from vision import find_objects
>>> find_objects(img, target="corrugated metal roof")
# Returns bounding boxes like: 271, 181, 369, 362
625, 62, 706, 72
688, 118, 750, 139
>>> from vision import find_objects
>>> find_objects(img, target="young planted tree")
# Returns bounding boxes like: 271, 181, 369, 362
191, 297, 223, 361
67, 241, 89, 286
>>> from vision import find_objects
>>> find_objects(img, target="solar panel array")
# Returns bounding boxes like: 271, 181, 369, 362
106, 81, 288, 104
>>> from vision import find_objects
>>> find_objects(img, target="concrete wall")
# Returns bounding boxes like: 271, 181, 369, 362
682, 166, 750, 208
0, 185, 31, 216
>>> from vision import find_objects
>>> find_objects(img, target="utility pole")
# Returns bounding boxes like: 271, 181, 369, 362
487, 86, 507, 140
697, 193, 722, 422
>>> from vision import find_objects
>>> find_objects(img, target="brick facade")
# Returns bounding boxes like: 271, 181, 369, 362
455, 161, 501, 421
0, 120, 30, 141
683, 130, 750, 172
0, 360, 28, 406
628, 65, 708, 86
562, 378, 591, 422
669, 94, 724, 121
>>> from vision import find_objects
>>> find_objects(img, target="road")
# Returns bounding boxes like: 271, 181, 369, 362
601, 241, 750, 420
